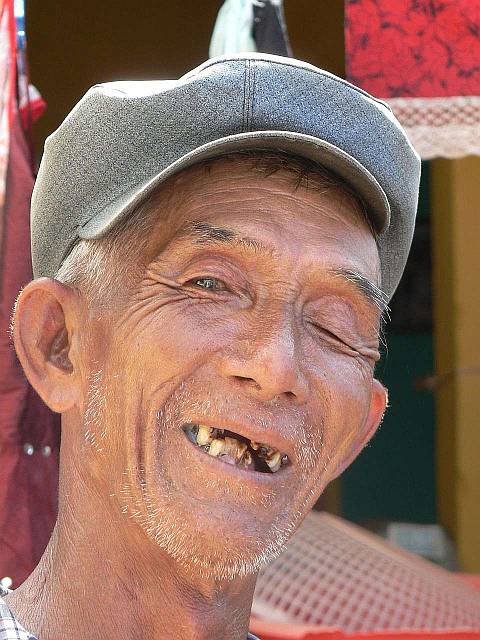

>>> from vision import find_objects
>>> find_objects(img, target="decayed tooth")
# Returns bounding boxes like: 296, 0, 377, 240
256, 444, 277, 459
197, 425, 215, 446
236, 443, 248, 460
250, 441, 276, 457
223, 437, 247, 461
266, 451, 282, 472
208, 438, 225, 457
241, 450, 253, 468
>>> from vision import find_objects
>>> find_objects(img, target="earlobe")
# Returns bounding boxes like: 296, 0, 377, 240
331, 378, 388, 480
12, 277, 82, 412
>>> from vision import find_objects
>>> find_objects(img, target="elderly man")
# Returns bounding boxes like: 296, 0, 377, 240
1, 53, 419, 639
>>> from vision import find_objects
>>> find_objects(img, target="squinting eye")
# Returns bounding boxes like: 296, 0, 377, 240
311, 323, 345, 345
189, 277, 225, 290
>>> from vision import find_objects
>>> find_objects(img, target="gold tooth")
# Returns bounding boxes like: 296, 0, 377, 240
196, 425, 215, 446
208, 438, 225, 457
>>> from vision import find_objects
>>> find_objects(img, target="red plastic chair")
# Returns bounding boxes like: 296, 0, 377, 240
249, 513, 480, 639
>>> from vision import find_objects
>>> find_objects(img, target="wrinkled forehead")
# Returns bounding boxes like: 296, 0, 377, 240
142, 156, 381, 283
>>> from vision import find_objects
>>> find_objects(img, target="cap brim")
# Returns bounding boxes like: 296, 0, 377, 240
79, 131, 391, 241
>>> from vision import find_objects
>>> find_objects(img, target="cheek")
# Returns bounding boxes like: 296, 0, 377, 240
113, 301, 238, 392
312, 351, 373, 456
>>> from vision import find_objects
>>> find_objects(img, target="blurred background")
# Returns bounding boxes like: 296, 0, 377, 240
1, 0, 479, 617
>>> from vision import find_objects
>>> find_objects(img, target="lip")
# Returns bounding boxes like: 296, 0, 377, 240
182, 429, 295, 487
182, 416, 296, 465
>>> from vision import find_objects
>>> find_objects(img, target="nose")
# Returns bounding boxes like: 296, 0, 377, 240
218, 315, 309, 404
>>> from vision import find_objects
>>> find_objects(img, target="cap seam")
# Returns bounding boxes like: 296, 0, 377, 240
251, 60, 258, 132
182, 54, 394, 115
242, 60, 247, 133
248, 60, 255, 131
245, 59, 252, 132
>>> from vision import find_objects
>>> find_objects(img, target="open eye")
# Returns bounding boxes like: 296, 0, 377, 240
187, 277, 227, 291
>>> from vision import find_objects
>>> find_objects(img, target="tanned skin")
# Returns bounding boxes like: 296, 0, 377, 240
7, 158, 387, 640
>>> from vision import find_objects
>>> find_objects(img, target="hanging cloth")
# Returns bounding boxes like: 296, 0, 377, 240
209, 0, 257, 58
252, 0, 292, 57
345, 0, 480, 159
209, 0, 292, 58
0, 0, 15, 220
0, 0, 57, 589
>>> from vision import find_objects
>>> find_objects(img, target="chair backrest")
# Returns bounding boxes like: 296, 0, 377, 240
251, 512, 480, 633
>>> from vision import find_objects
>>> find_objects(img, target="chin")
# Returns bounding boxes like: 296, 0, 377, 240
120, 471, 303, 581
149, 509, 297, 581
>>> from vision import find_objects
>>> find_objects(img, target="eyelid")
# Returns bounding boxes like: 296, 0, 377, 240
309, 320, 379, 362
305, 294, 371, 338
180, 260, 252, 295
308, 320, 358, 351
310, 322, 346, 344
186, 276, 228, 290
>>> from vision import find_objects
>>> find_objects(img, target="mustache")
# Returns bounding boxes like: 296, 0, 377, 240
154, 377, 324, 473
83, 370, 328, 476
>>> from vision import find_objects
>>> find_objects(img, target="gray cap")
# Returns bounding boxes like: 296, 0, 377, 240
31, 53, 421, 300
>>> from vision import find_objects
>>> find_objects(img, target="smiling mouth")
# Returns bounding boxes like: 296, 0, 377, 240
182, 424, 290, 473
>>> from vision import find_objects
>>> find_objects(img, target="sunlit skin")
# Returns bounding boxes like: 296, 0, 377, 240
7, 158, 387, 640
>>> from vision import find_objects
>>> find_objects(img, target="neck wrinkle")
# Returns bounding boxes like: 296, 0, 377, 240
5, 465, 258, 640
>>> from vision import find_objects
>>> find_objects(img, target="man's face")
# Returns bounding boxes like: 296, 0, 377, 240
75, 159, 386, 580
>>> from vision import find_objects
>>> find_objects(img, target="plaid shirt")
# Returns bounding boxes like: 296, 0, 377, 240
0, 590, 35, 640
0, 587, 259, 639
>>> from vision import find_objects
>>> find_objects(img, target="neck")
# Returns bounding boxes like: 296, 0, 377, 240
6, 470, 258, 640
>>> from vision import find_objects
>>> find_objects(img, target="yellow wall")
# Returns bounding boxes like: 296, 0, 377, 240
431, 157, 480, 571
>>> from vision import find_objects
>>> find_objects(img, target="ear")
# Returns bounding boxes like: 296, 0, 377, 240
331, 379, 388, 481
12, 277, 84, 412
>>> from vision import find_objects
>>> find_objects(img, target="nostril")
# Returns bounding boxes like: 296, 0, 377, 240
232, 376, 297, 400
233, 375, 261, 390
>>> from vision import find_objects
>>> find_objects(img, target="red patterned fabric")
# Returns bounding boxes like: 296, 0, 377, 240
345, 0, 480, 98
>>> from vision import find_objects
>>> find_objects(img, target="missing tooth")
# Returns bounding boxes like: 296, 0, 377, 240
182, 423, 289, 473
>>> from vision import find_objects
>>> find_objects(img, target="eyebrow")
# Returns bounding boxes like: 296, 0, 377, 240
172, 221, 388, 313
330, 268, 389, 314
173, 220, 267, 253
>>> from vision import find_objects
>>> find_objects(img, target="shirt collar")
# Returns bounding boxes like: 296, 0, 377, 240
0, 595, 36, 640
